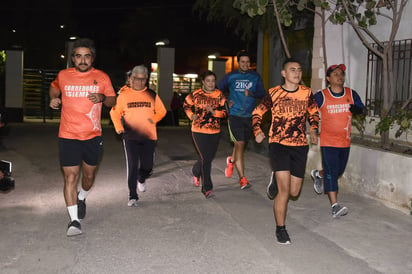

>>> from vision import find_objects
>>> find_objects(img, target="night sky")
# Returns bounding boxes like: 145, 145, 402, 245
0, 0, 248, 74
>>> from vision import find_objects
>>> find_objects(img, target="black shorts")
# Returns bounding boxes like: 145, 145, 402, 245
228, 115, 252, 142
269, 143, 309, 178
59, 136, 103, 167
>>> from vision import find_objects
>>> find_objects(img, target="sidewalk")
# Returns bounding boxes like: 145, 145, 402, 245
0, 123, 411, 274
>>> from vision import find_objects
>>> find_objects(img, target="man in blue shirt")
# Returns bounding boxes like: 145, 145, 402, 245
218, 50, 266, 189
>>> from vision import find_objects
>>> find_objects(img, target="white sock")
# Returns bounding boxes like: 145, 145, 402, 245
78, 187, 88, 201
67, 205, 79, 221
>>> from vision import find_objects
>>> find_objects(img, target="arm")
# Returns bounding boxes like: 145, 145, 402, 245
109, 97, 124, 134
49, 85, 62, 110
153, 95, 167, 123
307, 93, 320, 145
183, 94, 197, 120
252, 93, 272, 142
350, 90, 365, 115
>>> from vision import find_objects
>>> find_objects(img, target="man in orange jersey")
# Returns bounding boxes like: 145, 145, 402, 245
252, 58, 319, 244
110, 65, 166, 206
310, 64, 364, 218
49, 38, 116, 236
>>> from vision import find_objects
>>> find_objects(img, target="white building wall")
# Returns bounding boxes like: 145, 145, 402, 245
324, 2, 412, 100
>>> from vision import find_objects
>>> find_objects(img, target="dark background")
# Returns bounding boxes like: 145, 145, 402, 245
0, 0, 251, 74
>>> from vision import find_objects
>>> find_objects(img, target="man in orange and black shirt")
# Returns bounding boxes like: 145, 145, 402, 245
252, 58, 319, 244
49, 38, 116, 236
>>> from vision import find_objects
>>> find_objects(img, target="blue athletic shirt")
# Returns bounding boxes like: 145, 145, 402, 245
217, 70, 266, 117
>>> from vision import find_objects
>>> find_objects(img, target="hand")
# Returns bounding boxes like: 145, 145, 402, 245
310, 130, 318, 145
255, 131, 265, 143
49, 98, 62, 109
244, 89, 249, 97
117, 130, 124, 135
205, 105, 215, 114
349, 104, 363, 115
87, 93, 104, 104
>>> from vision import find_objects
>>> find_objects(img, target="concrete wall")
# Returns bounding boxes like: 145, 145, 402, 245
307, 141, 412, 214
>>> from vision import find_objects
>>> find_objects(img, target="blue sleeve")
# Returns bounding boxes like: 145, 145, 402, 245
217, 75, 228, 93
314, 91, 324, 107
352, 90, 365, 109
252, 76, 266, 98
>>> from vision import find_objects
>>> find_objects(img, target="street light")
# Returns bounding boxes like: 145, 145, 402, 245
155, 39, 170, 46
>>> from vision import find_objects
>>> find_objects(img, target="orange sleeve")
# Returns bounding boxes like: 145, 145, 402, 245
183, 93, 194, 119
153, 94, 167, 123
110, 95, 125, 133
252, 93, 272, 136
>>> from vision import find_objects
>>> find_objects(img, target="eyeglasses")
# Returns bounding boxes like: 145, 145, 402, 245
131, 77, 147, 82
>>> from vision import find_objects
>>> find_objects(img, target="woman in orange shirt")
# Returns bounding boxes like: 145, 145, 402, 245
183, 71, 227, 198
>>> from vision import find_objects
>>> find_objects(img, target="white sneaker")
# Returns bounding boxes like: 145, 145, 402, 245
138, 182, 146, 192
127, 199, 137, 207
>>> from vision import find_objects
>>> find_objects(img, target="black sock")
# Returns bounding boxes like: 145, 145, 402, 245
276, 225, 286, 232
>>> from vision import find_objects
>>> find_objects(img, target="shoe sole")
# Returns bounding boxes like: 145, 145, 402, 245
205, 192, 215, 199
67, 226, 82, 237
332, 207, 348, 218
127, 200, 138, 207
277, 240, 291, 245
240, 183, 251, 190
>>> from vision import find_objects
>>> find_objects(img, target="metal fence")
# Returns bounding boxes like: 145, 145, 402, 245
23, 69, 60, 121
366, 39, 412, 116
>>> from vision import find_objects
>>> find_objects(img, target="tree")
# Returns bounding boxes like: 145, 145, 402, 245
233, 0, 411, 148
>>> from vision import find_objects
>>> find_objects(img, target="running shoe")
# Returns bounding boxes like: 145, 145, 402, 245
128, 199, 138, 207
138, 182, 146, 192
332, 203, 348, 218
276, 228, 291, 245
225, 156, 234, 178
77, 196, 86, 220
193, 176, 200, 187
67, 220, 82, 237
310, 169, 323, 194
204, 190, 214, 199
239, 176, 251, 189
267, 171, 278, 200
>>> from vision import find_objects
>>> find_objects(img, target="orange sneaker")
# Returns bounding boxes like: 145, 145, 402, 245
225, 156, 234, 178
239, 176, 251, 189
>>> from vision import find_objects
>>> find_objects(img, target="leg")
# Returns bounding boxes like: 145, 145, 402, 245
80, 161, 98, 191
62, 166, 81, 207
123, 139, 139, 200
138, 139, 156, 183
233, 141, 246, 178
273, 170, 291, 226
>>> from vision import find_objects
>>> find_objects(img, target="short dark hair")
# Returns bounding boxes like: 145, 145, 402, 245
282, 58, 301, 69
72, 38, 96, 59
200, 70, 216, 81
237, 50, 250, 61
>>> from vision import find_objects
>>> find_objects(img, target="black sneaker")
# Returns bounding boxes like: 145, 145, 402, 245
276, 228, 291, 245
267, 172, 278, 200
332, 203, 348, 218
67, 220, 82, 236
77, 196, 86, 220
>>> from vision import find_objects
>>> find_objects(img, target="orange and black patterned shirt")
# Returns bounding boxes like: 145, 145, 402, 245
252, 85, 319, 146
183, 88, 227, 134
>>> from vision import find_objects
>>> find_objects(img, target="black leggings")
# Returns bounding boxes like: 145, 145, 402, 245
192, 132, 220, 193
123, 138, 156, 199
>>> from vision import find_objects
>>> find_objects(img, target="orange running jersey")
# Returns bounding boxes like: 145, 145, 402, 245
252, 85, 319, 146
183, 88, 227, 134
51, 67, 115, 140
110, 86, 166, 140
318, 87, 354, 147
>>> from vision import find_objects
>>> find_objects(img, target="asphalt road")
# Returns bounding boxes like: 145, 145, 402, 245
0, 123, 411, 274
